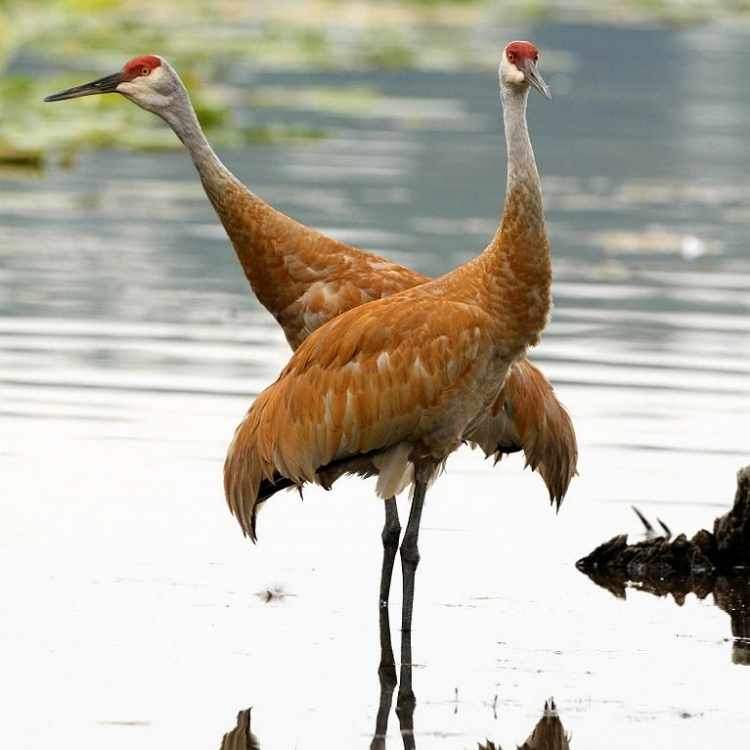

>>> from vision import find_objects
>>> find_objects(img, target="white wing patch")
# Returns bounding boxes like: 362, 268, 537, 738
373, 442, 414, 498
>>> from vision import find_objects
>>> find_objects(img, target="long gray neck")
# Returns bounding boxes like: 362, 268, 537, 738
159, 86, 245, 204
500, 83, 542, 210
477, 77, 550, 342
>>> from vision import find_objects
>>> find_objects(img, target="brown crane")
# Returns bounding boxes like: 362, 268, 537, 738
221, 39, 554, 637
44, 53, 576, 540
46, 43, 573, 636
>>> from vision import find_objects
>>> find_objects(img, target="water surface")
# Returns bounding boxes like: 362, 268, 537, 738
2, 22, 749, 749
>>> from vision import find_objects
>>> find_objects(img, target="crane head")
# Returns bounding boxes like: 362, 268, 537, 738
44, 55, 180, 114
500, 41, 551, 99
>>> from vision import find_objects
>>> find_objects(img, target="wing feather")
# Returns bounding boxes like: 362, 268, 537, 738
224, 295, 493, 538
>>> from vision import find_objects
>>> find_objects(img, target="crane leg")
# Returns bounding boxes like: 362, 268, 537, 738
395, 479, 427, 747
399, 480, 426, 634
380, 496, 401, 608
370, 497, 400, 748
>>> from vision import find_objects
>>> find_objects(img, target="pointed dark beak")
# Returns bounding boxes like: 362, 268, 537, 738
44, 71, 124, 102
524, 60, 551, 99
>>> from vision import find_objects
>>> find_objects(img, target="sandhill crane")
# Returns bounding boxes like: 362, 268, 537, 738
217, 40, 553, 651
220, 708, 260, 750
46, 43, 577, 632
44, 52, 575, 557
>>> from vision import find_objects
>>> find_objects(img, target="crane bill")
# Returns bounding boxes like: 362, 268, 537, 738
524, 61, 551, 99
44, 72, 124, 102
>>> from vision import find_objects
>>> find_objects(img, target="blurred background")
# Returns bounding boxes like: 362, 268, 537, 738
2, 1, 750, 748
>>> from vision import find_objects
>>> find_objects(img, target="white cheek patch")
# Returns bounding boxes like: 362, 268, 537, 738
148, 66, 167, 85
500, 56, 525, 85
508, 65, 525, 85
116, 81, 136, 95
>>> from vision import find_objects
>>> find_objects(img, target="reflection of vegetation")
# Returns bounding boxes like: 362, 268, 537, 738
2, 0, 750, 167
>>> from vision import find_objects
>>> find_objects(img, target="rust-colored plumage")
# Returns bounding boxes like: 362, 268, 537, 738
203, 183, 419, 351
468, 357, 577, 508
224, 168, 556, 540
225, 287, 496, 538
223, 42, 568, 540
210, 185, 576, 511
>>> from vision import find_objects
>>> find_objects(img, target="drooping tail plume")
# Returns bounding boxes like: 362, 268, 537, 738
468, 358, 578, 510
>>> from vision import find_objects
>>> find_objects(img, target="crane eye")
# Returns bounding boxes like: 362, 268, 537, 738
534, 53, 539, 61
507, 52, 516, 63
140, 66, 150, 77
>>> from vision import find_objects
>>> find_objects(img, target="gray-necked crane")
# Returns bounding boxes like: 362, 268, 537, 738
249, 39, 556, 614
45, 43, 570, 627
219, 37, 554, 708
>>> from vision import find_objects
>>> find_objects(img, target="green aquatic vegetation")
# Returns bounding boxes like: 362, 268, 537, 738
403, 0, 480, 5
248, 84, 467, 126
358, 29, 417, 69
192, 100, 232, 131
0, 144, 43, 168
240, 124, 329, 145
249, 85, 382, 115
2, 0, 749, 170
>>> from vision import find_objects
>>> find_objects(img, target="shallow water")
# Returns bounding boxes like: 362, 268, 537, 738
2, 21, 750, 749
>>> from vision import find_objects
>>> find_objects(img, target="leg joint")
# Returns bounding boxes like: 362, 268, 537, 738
382, 521, 401, 549
400, 538, 420, 567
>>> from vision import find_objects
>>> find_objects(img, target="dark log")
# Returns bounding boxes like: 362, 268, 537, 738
713, 466, 750, 569
577, 465, 750, 578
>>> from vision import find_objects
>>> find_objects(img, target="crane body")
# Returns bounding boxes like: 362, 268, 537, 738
45, 52, 576, 512
218, 41, 556, 649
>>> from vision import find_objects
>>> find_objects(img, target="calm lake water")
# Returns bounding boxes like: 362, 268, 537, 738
2, 21, 749, 749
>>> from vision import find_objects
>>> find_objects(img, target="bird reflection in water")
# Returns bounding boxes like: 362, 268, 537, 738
219, 695, 571, 750
219, 708, 260, 750
221, 496, 573, 749
365, 590, 571, 748
479, 699, 570, 750
219, 621, 572, 749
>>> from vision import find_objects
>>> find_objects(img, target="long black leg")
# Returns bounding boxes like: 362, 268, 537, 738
380, 497, 401, 608
399, 481, 426, 635
395, 479, 427, 748
371, 497, 400, 749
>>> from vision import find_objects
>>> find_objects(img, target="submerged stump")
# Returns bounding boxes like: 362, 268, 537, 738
714, 465, 750, 569
577, 465, 750, 579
